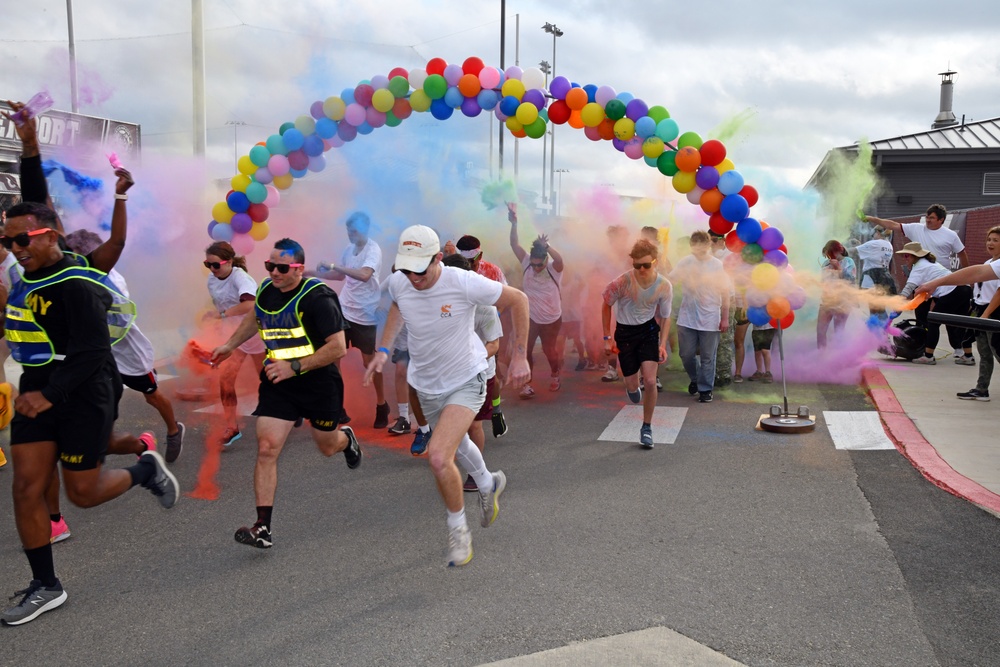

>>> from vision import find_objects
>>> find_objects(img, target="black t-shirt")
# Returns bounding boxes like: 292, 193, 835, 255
256, 278, 347, 381
17, 256, 118, 404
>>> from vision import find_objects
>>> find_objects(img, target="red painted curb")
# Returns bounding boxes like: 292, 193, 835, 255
862, 367, 1000, 514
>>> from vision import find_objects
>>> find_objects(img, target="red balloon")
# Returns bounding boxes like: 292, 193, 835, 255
548, 100, 571, 124
725, 230, 746, 253
392, 98, 412, 120
388, 67, 409, 80
709, 212, 734, 235
770, 311, 795, 330
739, 185, 759, 207
462, 57, 485, 76
426, 58, 447, 76
778, 244, 788, 254
247, 203, 269, 223
598, 118, 616, 140
700, 139, 727, 166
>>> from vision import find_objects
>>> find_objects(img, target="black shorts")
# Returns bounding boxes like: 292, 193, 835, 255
733, 308, 750, 326
121, 370, 158, 394
752, 328, 776, 351
11, 370, 123, 471
344, 321, 376, 355
614, 319, 661, 378
254, 367, 343, 431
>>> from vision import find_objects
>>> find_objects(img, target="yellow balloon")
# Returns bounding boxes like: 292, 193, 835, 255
580, 102, 605, 128
237, 155, 256, 176
273, 174, 294, 190
409, 89, 432, 113
501, 79, 525, 100
515, 102, 538, 125
505, 116, 523, 132
717, 158, 736, 174
231, 174, 251, 193
613, 118, 635, 141
672, 170, 697, 194
751, 263, 780, 291
642, 137, 665, 159
212, 201, 234, 223
372, 89, 395, 113
249, 221, 270, 241
323, 96, 346, 120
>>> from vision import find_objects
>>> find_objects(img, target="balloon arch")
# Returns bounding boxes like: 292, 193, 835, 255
208, 56, 803, 328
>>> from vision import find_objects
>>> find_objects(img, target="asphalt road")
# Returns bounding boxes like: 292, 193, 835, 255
1, 368, 998, 666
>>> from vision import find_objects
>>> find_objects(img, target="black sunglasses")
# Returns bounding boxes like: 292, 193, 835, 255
400, 257, 436, 276
203, 260, 230, 270
633, 262, 653, 270
0, 228, 50, 250
264, 261, 304, 274
529, 261, 546, 268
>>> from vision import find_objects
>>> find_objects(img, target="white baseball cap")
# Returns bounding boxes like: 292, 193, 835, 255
395, 225, 440, 272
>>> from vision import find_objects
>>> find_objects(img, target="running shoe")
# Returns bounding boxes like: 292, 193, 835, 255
585, 361, 601, 371
519, 384, 535, 399
549, 376, 561, 392
463, 474, 478, 493
341, 426, 362, 469
447, 523, 473, 567
165, 422, 185, 463
140, 450, 179, 509
953, 348, 964, 358
912, 355, 936, 365
1, 580, 67, 626
388, 416, 411, 435
491, 410, 508, 438
733, 374, 744, 383
575, 359, 587, 371
747, 372, 764, 381
957, 388, 991, 401
655, 377, 663, 392
956, 355, 976, 366
50, 517, 71, 544
601, 367, 620, 382
138, 431, 156, 455
234, 523, 272, 549
410, 427, 432, 456
626, 385, 642, 404
640, 424, 654, 449
339, 410, 351, 425
373, 402, 390, 429
688, 381, 698, 395
0, 382, 12, 430
479, 470, 506, 528
221, 427, 242, 448
0, 447, 7, 470
698, 391, 714, 403
293, 417, 304, 428
762, 372, 773, 384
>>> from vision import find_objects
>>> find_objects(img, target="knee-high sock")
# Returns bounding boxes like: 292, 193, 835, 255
455, 434, 492, 491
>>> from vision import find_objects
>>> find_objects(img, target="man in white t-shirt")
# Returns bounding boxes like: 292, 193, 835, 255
364, 225, 530, 568
508, 204, 564, 397
669, 231, 731, 403
867, 204, 969, 270
318, 211, 389, 429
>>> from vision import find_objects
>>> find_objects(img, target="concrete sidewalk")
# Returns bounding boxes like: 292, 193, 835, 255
864, 350, 1000, 516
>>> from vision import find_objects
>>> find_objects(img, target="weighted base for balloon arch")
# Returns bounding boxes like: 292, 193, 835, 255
758, 324, 815, 434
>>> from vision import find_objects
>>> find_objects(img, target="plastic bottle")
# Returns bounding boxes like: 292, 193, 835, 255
10, 91, 54, 127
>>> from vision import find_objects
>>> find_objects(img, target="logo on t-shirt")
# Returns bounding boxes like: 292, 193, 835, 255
440, 304, 452, 318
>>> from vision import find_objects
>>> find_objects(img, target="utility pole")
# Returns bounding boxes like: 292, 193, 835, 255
66, 0, 79, 112
539, 60, 551, 206
226, 121, 246, 172
498, 0, 506, 175
192, 0, 207, 156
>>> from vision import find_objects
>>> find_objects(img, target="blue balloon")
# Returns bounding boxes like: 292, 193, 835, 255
430, 98, 454, 121
226, 191, 250, 214
720, 194, 750, 223
499, 95, 520, 117
315, 118, 337, 139
211, 222, 234, 242
635, 116, 657, 139
736, 217, 762, 244
340, 88, 356, 104
356, 122, 374, 135
717, 170, 745, 196
583, 84, 598, 103
616, 91, 634, 104
477, 89, 499, 110
747, 306, 771, 327
281, 128, 304, 151
290, 168, 308, 178
302, 134, 325, 156
444, 86, 464, 109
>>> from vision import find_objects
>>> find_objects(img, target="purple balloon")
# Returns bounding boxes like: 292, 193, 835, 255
461, 97, 482, 117
310, 100, 325, 120
207, 220, 217, 237
287, 149, 309, 171
764, 249, 789, 269
695, 166, 720, 191
444, 64, 464, 86
786, 284, 807, 308
625, 98, 649, 121
758, 226, 785, 251
612, 137, 626, 152
549, 76, 571, 100
522, 88, 547, 109
230, 212, 253, 234
337, 123, 358, 142
494, 106, 507, 122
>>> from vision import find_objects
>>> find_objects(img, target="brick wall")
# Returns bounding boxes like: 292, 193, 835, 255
964, 206, 1000, 265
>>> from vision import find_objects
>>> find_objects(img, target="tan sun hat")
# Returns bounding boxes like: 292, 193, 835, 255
895, 241, 929, 258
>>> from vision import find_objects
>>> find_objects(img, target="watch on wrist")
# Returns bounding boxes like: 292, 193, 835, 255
290, 359, 302, 375
603, 336, 612, 341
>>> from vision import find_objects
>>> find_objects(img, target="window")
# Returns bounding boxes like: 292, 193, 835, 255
984, 172, 1000, 196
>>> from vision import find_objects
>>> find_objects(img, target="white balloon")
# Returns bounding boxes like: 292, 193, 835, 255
521, 67, 546, 91
408, 68, 427, 91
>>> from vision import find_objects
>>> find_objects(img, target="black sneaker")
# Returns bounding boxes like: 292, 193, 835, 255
373, 402, 390, 429
339, 410, 351, 425
574, 359, 587, 371
293, 416, 304, 428
698, 391, 713, 403
234, 523, 272, 549
956, 388, 991, 401
688, 381, 698, 396
165, 421, 185, 464
388, 416, 411, 435
463, 474, 478, 492
491, 409, 508, 438
341, 426, 362, 469
1, 579, 67, 626
140, 450, 179, 508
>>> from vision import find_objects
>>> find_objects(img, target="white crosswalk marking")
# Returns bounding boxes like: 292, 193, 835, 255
193, 395, 258, 417
598, 406, 688, 445
823, 411, 896, 450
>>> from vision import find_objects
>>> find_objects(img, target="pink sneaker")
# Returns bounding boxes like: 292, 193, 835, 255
138, 432, 157, 457
50, 517, 71, 544
549, 376, 561, 392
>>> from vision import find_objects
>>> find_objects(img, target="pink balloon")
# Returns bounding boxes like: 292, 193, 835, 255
584, 125, 601, 142
344, 103, 367, 126
231, 233, 255, 256
366, 107, 387, 128
288, 150, 309, 171
479, 66, 501, 90
267, 154, 290, 177
624, 139, 644, 160
263, 185, 281, 208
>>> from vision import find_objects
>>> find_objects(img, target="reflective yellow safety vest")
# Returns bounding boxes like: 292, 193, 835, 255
255, 277, 325, 365
5, 257, 136, 366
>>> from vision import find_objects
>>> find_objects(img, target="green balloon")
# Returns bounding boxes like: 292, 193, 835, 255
647, 105, 670, 123
525, 117, 547, 139
741, 243, 763, 264
677, 131, 704, 149
385, 111, 401, 127
657, 151, 679, 176
388, 76, 410, 98
279, 121, 295, 134
423, 74, 448, 100
604, 99, 626, 121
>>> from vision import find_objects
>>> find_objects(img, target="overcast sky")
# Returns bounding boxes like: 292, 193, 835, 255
2, 0, 998, 229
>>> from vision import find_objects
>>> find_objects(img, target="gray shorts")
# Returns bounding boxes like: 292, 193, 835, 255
416, 372, 487, 428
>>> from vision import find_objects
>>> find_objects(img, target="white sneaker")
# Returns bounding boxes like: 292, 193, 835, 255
519, 384, 536, 399
447, 523, 473, 567
601, 368, 620, 382
953, 348, 964, 358
912, 355, 937, 365
479, 471, 507, 527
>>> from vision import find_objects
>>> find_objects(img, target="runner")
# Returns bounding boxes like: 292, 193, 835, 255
212, 238, 362, 550
602, 239, 673, 449
365, 225, 530, 567
1, 202, 178, 626
204, 241, 267, 447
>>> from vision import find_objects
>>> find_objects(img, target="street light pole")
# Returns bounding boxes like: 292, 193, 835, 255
555, 168, 569, 216
542, 22, 563, 216
226, 120, 246, 172
539, 60, 551, 207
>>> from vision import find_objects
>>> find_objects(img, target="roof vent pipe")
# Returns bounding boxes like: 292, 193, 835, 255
932, 70, 958, 129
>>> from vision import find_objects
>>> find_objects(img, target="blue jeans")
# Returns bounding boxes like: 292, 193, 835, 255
678, 326, 721, 393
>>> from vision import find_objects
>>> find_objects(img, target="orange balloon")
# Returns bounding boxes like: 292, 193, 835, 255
457, 73, 481, 98
700, 188, 725, 214
760, 220, 770, 229
766, 296, 792, 320
598, 118, 616, 140
511, 128, 528, 138
565, 88, 588, 111
675, 146, 702, 172
567, 109, 585, 129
